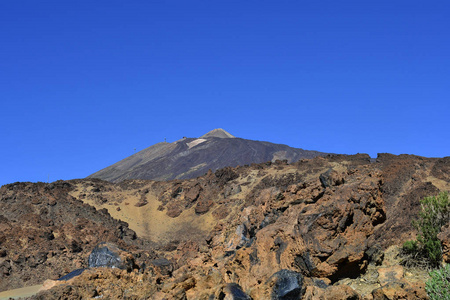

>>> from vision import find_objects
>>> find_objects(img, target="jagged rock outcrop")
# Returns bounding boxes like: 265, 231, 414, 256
1, 153, 449, 299
0, 181, 154, 291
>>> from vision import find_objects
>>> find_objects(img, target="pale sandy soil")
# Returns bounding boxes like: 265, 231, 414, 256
426, 176, 450, 191
70, 183, 218, 244
0, 284, 42, 300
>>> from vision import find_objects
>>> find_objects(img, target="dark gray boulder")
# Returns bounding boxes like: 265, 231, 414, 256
269, 269, 305, 300
151, 258, 173, 276
224, 283, 251, 300
88, 242, 136, 271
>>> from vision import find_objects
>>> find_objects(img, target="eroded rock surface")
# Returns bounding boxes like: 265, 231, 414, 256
0, 181, 155, 291
0, 153, 449, 299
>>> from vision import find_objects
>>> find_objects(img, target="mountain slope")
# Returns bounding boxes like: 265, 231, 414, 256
88, 129, 329, 182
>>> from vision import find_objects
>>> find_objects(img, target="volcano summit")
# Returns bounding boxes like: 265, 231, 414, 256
88, 129, 329, 182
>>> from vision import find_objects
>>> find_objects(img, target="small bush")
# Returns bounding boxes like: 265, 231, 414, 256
401, 191, 450, 267
426, 264, 450, 299
402, 240, 418, 254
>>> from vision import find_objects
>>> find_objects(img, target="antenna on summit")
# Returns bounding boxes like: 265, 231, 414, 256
164, 137, 166, 143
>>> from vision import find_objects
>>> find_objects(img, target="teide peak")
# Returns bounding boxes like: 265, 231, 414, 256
199, 128, 235, 139
88, 129, 329, 182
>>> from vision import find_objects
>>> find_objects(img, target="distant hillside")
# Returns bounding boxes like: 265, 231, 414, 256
87, 128, 330, 182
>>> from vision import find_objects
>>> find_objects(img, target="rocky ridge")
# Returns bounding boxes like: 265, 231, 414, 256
0, 154, 449, 299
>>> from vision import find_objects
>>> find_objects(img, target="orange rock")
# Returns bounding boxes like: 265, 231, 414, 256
377, 265, 404, 286
372, 280, 428, 300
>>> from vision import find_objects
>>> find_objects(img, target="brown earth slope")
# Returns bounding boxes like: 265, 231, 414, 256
0, 181, 158, 292
1, 153, 449, 299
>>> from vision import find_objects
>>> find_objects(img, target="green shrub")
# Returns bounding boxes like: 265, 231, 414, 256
426, 264, 450, 299
402, 240, 418, 254
401, 191, 450, 267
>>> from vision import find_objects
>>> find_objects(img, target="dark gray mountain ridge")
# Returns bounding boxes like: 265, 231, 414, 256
88, 129, 330, 182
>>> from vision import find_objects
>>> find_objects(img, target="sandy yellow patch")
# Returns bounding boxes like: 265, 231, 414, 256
426, 176, 450, 191
0, 284, 43, 300
70, 184, 217, 245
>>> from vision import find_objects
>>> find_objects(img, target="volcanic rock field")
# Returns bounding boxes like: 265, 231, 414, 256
1, 153, 449, 299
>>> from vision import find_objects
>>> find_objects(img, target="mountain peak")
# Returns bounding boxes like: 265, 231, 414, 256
88, 130, 329, 182
200, 128, 235, 139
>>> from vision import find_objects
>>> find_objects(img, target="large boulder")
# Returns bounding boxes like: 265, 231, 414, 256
268, 269, 305, 300
88, 242, 136, 271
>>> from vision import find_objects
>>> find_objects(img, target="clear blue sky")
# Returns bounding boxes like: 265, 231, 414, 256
1, 1, 449, 186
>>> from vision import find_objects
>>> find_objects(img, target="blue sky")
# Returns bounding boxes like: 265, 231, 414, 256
1, 1, 449, 186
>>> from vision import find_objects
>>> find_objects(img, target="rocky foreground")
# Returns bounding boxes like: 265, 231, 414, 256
1, 153, 449, 299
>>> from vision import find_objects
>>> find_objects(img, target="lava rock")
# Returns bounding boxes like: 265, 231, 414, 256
372, 280, 428, 300
58, 268, 85, 281
269, 269, 305, 300
88, 242, 135, 271
319, 168, 344, 188
222, 283, 251, 300
151, 258, 173, 276
365, 245, 384, 266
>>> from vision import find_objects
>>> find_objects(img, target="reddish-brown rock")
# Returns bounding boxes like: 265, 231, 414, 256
0, 154, 449, 299
377, 265, 404, 286
438, 225, 450, 263
372, 280, 428, 300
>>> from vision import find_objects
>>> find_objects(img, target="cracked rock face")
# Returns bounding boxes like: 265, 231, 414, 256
209, 163, 386, 298
1, 153, 449, 299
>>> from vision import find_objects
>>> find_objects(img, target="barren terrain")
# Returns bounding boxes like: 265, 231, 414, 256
0, 154, 449, 299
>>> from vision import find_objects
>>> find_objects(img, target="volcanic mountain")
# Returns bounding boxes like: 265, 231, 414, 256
88, 128, 329, 182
